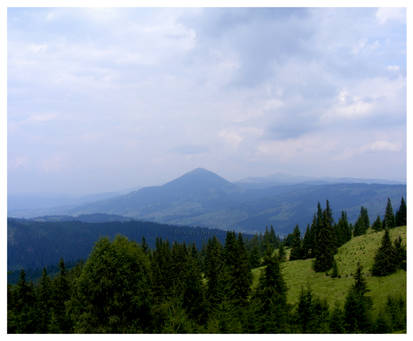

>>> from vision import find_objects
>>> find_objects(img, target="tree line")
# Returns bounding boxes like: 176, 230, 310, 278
8, 197, 406, 333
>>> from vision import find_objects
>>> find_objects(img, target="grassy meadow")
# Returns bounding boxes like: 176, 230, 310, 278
252, 226, 406, 316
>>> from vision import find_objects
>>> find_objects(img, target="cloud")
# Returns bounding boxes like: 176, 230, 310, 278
7, 8, 406, 193
376, 8, 405, 25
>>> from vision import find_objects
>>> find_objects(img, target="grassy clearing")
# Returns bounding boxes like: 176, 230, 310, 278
252, 226, 406, 316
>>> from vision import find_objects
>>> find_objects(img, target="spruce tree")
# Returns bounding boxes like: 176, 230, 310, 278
335, 211, 351, 247
383, 198, 395, 229
353, 207, 370, 236
395, 197, 406, 227
37, 268, 52, 333
302, 223, 314, 259
372, 229, 397, 276
314, 201, 336, 272
329, 302, 345, 333
344, 264, 372, 332
372, 215, 382, 231
251, 254, 288, 333
289, 225, 303, 260
204, 236, 225, 311
393, 236, 406, 271
248, 235, 261, 268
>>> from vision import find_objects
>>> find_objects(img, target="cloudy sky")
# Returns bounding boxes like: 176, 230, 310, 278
8, 7, 406, 195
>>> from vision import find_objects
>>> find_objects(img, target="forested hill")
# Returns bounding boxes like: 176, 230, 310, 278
8, 218, 247, 271
59, 169, 406, 234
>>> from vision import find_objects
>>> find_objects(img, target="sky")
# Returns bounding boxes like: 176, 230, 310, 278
7, 7, 407, 195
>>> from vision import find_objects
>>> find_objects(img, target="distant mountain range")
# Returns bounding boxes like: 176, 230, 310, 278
9, 168, 406, 235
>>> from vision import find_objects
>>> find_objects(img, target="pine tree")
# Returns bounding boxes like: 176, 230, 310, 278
37, 268, 52, 333
329, 302, 345, 333
383, 198, 395, 229
49, 258, 72, 333
353, 207, 370, 236
248, 235, 261, 268
302, 224, 314, 259
393, 236, 406, 271
251, 254, 288, 333
344, 264, 372, 332
289, 225, 303, 260
372, 215, 382, 231
314, 201, 337, 272
204, 236, 225, 311
335, 211, 351, 247
10, 270, 38, 333
395, 197, 406, 227
372, 229, 397, 276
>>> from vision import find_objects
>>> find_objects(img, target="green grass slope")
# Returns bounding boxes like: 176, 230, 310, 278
252, 226, 406, 316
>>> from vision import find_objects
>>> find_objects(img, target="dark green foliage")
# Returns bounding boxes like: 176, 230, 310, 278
372, 229, 397, 276
7, 270, 38, 333
289, 225, 302, 261
344, 264, 372, 332
278, 243, 286, 262
314, 201, 337, 272
372, 215, 382, 231
37, 268, 52, 333
353, 206, 370, 236
204, 236, 225, 311
247, 235, 261, 268
385, 296, 406, 332
395, 197, 406, 227
383, 198, 395, 229
49, 258, 72, 333
251, 254, 288, 333
331, 258, 339, 278
393, 236, 406, 271
295, 287, 330, 333
224, 233, 252, 308
301, 223, 314, 259
329, 303, 345, 333
68, 236, 153, 333
335, 211, 352, 247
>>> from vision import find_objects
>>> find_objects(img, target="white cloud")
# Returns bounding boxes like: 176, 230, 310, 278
376, 8, 405, 25
387, 65, 400, 72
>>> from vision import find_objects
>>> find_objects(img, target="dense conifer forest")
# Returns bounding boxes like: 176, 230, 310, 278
8, 197, 406, 333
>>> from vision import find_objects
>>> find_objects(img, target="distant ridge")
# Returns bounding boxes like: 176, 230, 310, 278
8, 168, 406, 234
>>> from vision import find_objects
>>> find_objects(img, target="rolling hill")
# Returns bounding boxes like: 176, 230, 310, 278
252, 226, 407, 317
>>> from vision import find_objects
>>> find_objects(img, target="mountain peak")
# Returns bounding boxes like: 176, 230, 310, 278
163, 168, 233, 191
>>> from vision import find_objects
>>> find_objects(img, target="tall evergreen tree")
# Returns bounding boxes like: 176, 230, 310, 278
344, 264, 372, 332
372, 229, 397, 276
393, 236, 406, 271
314, 201, 337, 272
49, 258, 72, 333
204, 236, 225, 311
383, 198, 395, 229
372, 215, 382, 231
335, 211, 351, 247
302, 223, 314, 259
395, 197, 406, 227
289, 225, 303, 260
353, 207, 370, 236
251, 254, 288, 333
37, 268, 52, 333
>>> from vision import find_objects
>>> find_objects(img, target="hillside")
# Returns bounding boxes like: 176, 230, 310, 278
252, 226, 406, 316
27, 168, 406, 235
8, 217, 250, 271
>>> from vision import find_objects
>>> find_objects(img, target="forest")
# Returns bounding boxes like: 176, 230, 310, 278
7, 197, 406, 333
